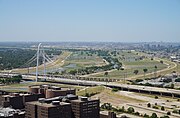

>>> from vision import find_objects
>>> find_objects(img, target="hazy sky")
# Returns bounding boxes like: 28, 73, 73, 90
0, 0, 180, 42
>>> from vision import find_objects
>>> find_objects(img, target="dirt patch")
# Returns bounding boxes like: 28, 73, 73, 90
91, 89, 144, 106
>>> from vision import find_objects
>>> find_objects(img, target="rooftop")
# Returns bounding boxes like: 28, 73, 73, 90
71, 97, 99, 103
26, 101, 70, 108
0, 107, 25, 117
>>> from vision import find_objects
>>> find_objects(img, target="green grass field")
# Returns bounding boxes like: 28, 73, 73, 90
91, 59, 167, 79
77, 86, 105, 96
63, 51, 106, 72
89, 50, 168, 79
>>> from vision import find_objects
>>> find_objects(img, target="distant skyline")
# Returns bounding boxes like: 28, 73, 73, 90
0, 0, 180, 42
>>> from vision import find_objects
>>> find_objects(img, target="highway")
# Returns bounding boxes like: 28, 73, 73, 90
26, 74, 180, 98
1, 72, 180, 98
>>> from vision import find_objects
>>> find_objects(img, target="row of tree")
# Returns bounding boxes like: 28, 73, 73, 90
0, 75, 22, 84
133, 65, 158, 79
68, 50, 122, 75
0, 48, 62, 70
101, 103, 169, 118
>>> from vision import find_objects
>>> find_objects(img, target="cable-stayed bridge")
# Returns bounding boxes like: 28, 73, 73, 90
2, 43, 65, 82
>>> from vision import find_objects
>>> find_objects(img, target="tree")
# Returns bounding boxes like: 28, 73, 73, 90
154, 65, 157, 78
161, 106, 165, 111
170, 83, 174, 89
144, 114, 149, 118
134, 70, 139, 75
104, 71, 109, 83
147, 103, 151, 107
175, 78, 180, 82
101, 103, 112, 110
167, 111, 171, 115
127, 107, 135, 113
160, 116, 170, 118
160, 60, 163, 64
69, 70, 77, 75
121, 106, 125, 112
112, 88, 119, 92
143, 68, 148, 79
151, 113, 158, 118
104, 72, 108, 77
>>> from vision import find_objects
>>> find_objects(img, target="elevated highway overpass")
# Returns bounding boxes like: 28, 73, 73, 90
1, 72, 180, 98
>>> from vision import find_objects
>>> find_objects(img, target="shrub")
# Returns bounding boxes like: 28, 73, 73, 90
134, 112, 140, 116
144, 113, 149, 118
175, 78, 180, 82
161, 106, 165, 111
121, 106, 125, 112
147, 103, 151, 107
167, 111, 171, 115
101, 103, 112, 110
152, 106, 159, 109
155, 96, 158, 99
151, 113, 158, 118
85, 93, 90, 97
160, 116, 170, 118
127, 107, 135, 113
135, 79, 143, 82
172, 109, 180, 114
112, 88, 119, 92
170, 83, 174, 89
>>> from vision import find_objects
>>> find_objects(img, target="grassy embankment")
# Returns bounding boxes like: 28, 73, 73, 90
89, 50, 169, 80
11, 51, 72, 74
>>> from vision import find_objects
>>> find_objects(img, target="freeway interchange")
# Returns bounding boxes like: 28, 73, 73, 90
1, 72, 180, 98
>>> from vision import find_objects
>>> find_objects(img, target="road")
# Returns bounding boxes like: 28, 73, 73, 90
23, 74, 180, 97
1, 72, 180, 97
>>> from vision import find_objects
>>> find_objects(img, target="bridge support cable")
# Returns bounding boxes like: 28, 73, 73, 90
35, 43, 54, 82
18, 43, 54, 82
19, 53, 37, 68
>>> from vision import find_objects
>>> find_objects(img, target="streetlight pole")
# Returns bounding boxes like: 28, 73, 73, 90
177, 62, 179, 77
